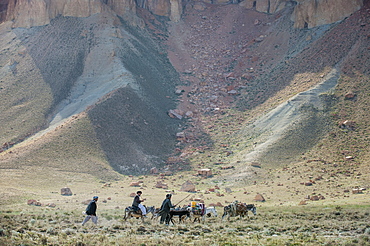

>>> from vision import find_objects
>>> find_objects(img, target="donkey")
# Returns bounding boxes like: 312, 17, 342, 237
222, 202, 256, 220
204, 206, 218, 217
124, 205, 155, 222
169, 207, 191, 224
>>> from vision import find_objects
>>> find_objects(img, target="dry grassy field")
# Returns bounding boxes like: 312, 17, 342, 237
1, 202, 369, 245
1, 172, 369, 246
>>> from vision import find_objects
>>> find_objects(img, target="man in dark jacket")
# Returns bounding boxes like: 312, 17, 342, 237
159, 194, 175, 225
82, 196, 98, 226
132, 191, 147, 216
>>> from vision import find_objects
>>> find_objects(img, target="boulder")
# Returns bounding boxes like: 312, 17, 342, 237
185, 111, 193, 118
339, 120, 356, 130
163, 171, 173, 176
345, 91, 356, 100
310, 195, 320, 201
168, 109, 183, 119
310, 195, 325, 201
352, 188, 365, 194
150, 167, 159, 174
197, 168, 212, 177
180, 180, 195, 192
129, 182, 140, 187
254, 193, 265, 202
251, 162, 262, 168
61, 187, 72, 196
27, 199, 41, 206
175, 89, 183, 95
155, 181, 168, 189
225, 188, 232, 193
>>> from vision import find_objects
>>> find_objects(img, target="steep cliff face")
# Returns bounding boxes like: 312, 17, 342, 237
240, 0, 364, 28
291, 0, 364, 28
2, 0, 143, 27
0, 0, 8, 22
0, 0, 364, 28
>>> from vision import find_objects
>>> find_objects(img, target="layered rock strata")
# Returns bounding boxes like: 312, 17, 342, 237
0, 0, 364, 29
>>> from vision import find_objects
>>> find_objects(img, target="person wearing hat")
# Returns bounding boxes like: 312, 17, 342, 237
82, 196, 99, 226
159, 194, 175, 225
132, 191, 147, 217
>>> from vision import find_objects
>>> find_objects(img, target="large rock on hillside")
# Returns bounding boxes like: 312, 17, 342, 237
61, 187, 72, 196
180, 180, 196, 192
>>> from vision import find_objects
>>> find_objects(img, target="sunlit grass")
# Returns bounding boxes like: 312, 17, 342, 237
1, 204, 369, 245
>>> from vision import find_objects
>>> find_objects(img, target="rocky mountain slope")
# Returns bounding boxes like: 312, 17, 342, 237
0, 10, 181, 176
0, 0, 369, 205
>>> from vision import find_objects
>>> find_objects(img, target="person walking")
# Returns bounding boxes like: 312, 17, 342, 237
159, 193, 175, 225
82, 196, 99, 226
132, 191, 147, 217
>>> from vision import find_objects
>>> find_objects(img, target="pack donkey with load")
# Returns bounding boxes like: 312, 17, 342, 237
222, 201, 257, 220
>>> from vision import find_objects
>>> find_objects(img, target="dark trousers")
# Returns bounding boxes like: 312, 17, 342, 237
160, 211, 170, 224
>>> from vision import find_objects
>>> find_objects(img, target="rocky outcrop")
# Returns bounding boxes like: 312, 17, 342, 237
60, 187, 72, 196
180, 180, 196, 192
135, 0, 182, 21
5, 0, 106, 27
240, 0, 363, 28
3, 0, 142, 28
0, 0, 364, 28
170, 0, 183, 22
292, 0, 364, 28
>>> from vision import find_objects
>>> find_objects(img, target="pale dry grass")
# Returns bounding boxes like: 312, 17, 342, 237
1, 203, 369, 245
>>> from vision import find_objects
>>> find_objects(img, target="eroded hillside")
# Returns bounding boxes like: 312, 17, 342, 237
0, 0, 369, 207
0, 11, 181, 181
162, 1, 370, 189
